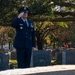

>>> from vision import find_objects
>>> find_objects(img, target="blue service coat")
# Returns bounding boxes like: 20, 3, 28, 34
11, 17, 36, 49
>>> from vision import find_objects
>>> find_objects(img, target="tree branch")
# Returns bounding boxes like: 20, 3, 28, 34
53, 2, 75, 8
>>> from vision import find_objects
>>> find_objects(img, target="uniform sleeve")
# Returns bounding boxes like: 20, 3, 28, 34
32, 23, 36, 47
10, 17, 19, 28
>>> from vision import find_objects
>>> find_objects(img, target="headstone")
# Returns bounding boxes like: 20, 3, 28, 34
62, 50, 66, 64
62, 50, 75, 64
31, 50, 51, 67
55, 51, 62, 64
0, 53, 9, 71
11, 50, 16, 59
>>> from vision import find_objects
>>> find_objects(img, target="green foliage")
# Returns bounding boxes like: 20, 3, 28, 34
9, 59, 17, 64
28, 0, 53, 15
70, 33, 75, 43
0, 0, 53, 26
0, 0, 22, 25
70, 0, 75, 3
57, 22, 68, 28
9, 59, 17, 68
52, 0, 64, 3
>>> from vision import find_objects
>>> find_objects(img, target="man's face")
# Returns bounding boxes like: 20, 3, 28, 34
22, 12, 28, 18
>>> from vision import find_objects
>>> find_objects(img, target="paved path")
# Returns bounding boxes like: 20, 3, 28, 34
0, 65, 75, 75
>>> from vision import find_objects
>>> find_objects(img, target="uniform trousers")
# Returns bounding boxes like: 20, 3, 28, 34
16, 48, 32, 68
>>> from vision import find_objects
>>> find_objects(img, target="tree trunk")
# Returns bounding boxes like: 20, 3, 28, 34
37, 38, 43, 50
36, 31, 43, 50
53, 37, 56, 49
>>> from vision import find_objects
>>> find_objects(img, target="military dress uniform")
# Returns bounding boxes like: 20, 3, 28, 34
11, 7, 36, 68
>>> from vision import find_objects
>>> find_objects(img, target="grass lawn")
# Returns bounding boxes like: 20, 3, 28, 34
9, 59, 59, 68
9, 59, 17, 68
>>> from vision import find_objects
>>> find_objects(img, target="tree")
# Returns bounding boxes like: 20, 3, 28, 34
1, 0, 75, 50
0, 26, 15, 49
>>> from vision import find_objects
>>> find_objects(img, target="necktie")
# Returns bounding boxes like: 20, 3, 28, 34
25, 20, 29, 27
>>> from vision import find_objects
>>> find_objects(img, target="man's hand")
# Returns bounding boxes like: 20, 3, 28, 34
32, 47, 36, 50
18, 12, 24, 18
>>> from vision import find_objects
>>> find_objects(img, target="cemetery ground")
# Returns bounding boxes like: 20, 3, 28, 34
8, 47, 75, 69
9, 60, 17, 69
9, 59, 57, 69
8, 50, 57, 69
9, 52, 64, 69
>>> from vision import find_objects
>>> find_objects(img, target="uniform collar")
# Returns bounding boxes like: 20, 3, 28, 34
22, 19, 27, 22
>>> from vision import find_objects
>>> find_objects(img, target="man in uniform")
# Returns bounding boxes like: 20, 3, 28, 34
11, 6, 36, 68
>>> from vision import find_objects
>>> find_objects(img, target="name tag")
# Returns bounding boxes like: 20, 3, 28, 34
19, 24, 23, 26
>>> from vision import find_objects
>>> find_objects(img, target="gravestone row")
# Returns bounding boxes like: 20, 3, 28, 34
0, 50, 51, 70
62, 50, 75, 64
55, 50, 75, 64
1, 49, 75, 71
